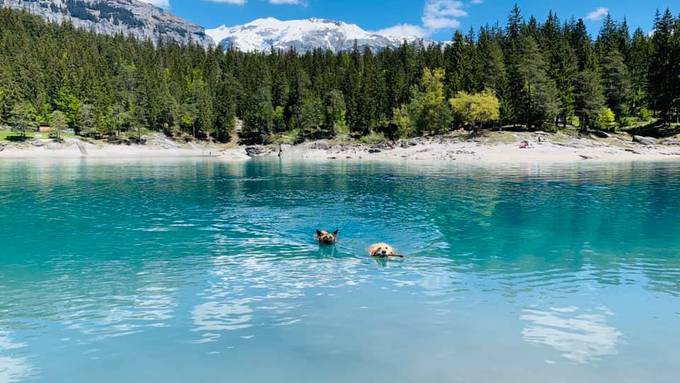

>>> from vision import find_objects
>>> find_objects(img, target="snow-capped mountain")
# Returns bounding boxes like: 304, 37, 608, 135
0, 0, 213, 47
206, 18, 427, 53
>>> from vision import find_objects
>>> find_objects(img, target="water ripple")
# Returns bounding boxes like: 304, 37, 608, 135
0, 331, 34, 383
521, 306, 622, 364
1, 160, 680, 381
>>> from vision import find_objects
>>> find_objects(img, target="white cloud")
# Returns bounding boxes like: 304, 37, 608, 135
422, 0, 467, 31
586, 7, 609, 22
139, 0, 171, 9
375, 24, 428, 39
376, 0, 471, 40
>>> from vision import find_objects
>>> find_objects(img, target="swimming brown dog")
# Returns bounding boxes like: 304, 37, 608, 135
368, 243, 404, 258
316, 229, 339, 245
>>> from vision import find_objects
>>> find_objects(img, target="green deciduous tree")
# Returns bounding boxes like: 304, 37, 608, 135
392, 103, 415, 138
595, 107, 616, 131
299, 94, 326, 139
55, 89, 82, 133
8, 102, 37, 138
0, 5, 678, 140
397, 68, 453, 136
450, 90, 501, 131
50, 110, 67, 140
324, 90, 348, 136
78, 104, 96, 137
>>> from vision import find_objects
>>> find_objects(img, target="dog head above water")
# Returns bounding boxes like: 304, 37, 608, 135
316, 229, 339, 245
368, 243, 402, 258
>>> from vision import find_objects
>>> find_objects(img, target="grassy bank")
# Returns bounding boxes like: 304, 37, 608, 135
0, 129, 77, 142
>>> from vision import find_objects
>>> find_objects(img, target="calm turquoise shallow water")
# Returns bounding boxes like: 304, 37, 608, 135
1, 159, 680, 383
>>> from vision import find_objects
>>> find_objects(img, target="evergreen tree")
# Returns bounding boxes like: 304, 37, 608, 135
511, 36, 561, 128
569, 19, 598, 71
444, 31, 465, 97
649, 9, 675, 120
600, 48, 632, 119
213, 74, 237, 142
477, 28, 507, 95
507, 4, 524, 41
540, 13, 578, 126
503, 4, 525, 125
242, 86, 274, 143
0, 6, 678, 141
552, 39, 579, 126
596, 13, 619, 53
672, 14, 680, 120
575, 69, 606, 129
628, 28, 652, 115
286, 69, 308, 133
357, 48, 379, 135
462, 29, 481, 92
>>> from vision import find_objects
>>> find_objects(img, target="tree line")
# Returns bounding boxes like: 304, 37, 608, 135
0, 5, 679, 143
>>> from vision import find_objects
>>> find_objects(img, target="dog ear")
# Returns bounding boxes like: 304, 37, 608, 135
316, 230, 323, 237
333, 229, 339, 236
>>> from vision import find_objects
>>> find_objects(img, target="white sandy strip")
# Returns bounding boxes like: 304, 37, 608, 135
0, 141, 250, 160
2, 138, 680, 163
275, 141, 680, 163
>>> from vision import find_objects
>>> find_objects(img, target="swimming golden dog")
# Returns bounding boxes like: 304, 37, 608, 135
315, 229, 339, 245
368, 243, 404, 258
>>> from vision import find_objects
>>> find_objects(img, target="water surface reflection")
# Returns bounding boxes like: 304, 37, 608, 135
0, 159, 679, 382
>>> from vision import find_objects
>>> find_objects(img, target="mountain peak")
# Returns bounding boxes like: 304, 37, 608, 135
307, 18, 344, 26
0, 0, 214, 47
206, 17, 428, 53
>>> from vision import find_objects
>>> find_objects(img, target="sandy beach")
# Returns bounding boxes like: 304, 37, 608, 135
0, 135, 250, 161
2, 131, 680, 163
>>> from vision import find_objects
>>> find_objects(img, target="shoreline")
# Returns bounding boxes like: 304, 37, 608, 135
2, 131, 680, 164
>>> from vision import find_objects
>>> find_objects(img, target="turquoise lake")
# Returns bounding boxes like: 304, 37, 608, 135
1, 159, 679, 383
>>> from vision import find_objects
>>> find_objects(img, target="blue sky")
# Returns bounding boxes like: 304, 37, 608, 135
142, 0, 678, 40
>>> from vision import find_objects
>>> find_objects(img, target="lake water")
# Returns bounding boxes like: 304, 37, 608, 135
1, 159, 679, 383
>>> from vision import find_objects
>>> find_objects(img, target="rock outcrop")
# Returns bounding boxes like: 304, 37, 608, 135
0, 0, 213, 47
633, 135, 657, 146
